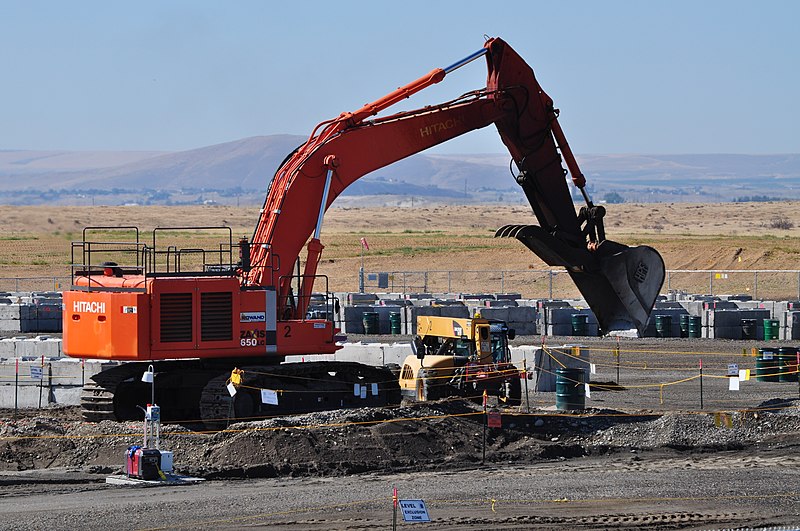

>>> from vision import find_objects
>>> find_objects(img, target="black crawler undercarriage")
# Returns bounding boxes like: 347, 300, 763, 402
81, 360, 402, 430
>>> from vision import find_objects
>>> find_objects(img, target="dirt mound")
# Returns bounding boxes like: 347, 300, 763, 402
1, 399, 799, 481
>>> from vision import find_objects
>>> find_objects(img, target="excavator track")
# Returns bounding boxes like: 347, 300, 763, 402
199, 361, 401, 430
80, 379, 117, 423
81, 360, 401, 429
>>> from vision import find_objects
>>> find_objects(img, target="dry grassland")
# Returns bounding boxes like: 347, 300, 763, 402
1, 202, 799, 297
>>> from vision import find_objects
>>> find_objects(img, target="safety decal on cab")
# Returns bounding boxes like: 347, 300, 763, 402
121, 306, 137, 314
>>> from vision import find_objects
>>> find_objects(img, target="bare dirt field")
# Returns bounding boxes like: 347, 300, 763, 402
2, 202, 800, 296
2, 202, 800, 529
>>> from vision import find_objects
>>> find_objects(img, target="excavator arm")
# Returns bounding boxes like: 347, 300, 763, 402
246, 37, 664, 336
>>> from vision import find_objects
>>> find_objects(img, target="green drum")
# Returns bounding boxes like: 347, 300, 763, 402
655, 315, 672, 338
389, 312, 402, 335
777, 347, 799, 383
763, 319, 779, 341
687, 315, 702, 338
555, 367, 585, 411
756, 348, 779, 382
679, 314, 690, 338
571, 314, 588, 336
362, 312, 379, 335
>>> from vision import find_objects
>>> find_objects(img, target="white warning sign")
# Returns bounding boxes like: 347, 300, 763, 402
399, 499, 430, 522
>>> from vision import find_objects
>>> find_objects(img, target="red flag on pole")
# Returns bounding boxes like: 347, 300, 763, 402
360, 237, 370, 250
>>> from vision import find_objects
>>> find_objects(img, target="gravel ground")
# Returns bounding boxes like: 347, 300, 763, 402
1, 336, 799, 529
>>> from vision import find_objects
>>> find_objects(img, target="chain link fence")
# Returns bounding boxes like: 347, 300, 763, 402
363, 269, 800, 300
3, 269, 800, 300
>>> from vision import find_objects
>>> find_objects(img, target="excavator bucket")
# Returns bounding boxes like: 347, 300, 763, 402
496, 225, 665, 337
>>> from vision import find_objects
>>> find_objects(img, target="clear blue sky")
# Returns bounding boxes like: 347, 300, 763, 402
1, 0, 797, 154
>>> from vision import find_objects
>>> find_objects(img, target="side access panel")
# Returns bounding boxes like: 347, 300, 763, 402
63, 290, 150, 360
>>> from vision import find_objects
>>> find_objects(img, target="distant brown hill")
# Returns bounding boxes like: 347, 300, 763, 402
0, 136, 798, 204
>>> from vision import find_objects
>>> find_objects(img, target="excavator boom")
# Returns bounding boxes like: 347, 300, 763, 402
248, 37, 664, 335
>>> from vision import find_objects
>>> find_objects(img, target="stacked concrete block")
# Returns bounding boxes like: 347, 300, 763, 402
704, 308, 770, 339
0, 357, 114, 408
346, 292, 378, 306
472, 306, 537, 335
0, 292, 63, 333
780, 311, 800, 340
0, 303, 23, 332
483, 299, 518, 307
544, 306, 598, 337
459, 293, 495, 301
536, 300, 570, 336
495, 293, 522, 302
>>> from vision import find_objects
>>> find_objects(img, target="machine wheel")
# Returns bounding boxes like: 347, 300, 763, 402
506, 376, 522, 407
416, 370, 428, 401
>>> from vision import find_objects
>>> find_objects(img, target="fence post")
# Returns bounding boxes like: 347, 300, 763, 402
753, 271, 758, 299
500, 271, 505, 294
548, 271, 553, 299
447, 271, 451, 293
709, 272, 713, 296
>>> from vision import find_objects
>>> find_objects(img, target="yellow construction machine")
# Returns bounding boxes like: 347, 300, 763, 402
399, 315, 522, 404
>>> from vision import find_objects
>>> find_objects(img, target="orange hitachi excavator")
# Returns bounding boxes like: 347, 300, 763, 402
63, 37, 664, 426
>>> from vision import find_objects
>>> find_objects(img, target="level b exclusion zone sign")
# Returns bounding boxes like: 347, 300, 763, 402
399, 499, 430, 522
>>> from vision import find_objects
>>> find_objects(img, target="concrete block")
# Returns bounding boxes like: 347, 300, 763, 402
709, 326, 744, 340
431, 299, 464, 306
0, 320, 21, 332
484, 299, 518, 307
347, 293, 378, 305
404, 293, 432, 300
0, 305, 21, 320
547, 323, 571, 336
679, 301, 704, 317
476, 307, 509, 321
704, 300, 738, 310
495, 293, 522, 301
0, 340, 15, 357
459, 293, 494, 301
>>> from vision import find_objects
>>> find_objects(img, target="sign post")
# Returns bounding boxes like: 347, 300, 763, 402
392, 486, 398, 531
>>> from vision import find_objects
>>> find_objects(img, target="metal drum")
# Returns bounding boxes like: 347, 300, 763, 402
655, 315, 672, 338
571, 314, 588, 336
756, 348, 780, 382
555, 367, 585, 411
687, 316, 702, 338
389, 312, 402, 335
777, 347, 799, 383
763, 319, 779, 341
